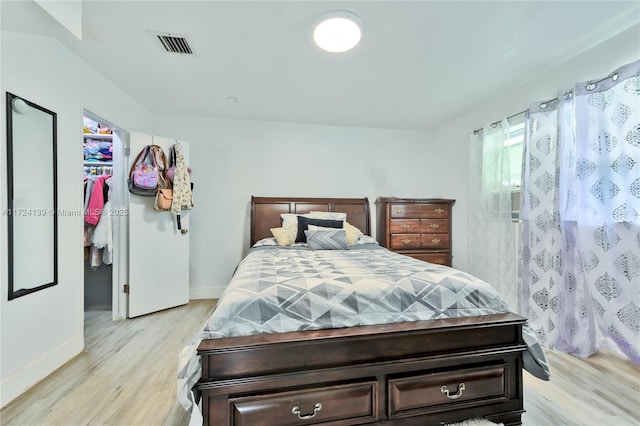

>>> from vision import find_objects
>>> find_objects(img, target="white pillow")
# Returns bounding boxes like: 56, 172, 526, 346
280, 213, 313, 228
354, 235, 379, 245
307, 224, 334, 231
252, 237, 279, 247
281, 211, 347, 228
309, 211, 347, 221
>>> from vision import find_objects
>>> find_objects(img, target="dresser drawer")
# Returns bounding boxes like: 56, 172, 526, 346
420, 219, 449, 233
390, 234, 421, 249
388, 364, 507, 418
230, 381, 377, 426
421, 234, 450, 249
390, 204, 448, 219
389, 219, 420, 233
403, 252, 450, 266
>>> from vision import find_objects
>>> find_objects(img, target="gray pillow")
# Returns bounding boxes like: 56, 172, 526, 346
296, 216, 344, 242
305, 229, 349, 250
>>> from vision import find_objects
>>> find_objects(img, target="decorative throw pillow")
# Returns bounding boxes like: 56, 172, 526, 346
310, 211, 347, 221
281, 213, 313, 228
296, 216, 344, 243
270, 224, 297, 246
305, 229, 349, 250
343, 221, 364, 245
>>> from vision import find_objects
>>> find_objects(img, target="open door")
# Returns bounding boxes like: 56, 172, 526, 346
127, 132, 189, 317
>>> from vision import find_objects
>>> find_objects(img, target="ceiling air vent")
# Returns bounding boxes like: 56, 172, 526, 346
155, 33, 194, 55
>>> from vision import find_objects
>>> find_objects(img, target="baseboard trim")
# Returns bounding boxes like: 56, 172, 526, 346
189, 286, 225, 300
1, 333, 83, 408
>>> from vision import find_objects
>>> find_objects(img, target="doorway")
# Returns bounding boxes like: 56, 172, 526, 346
82, 111, 127, 320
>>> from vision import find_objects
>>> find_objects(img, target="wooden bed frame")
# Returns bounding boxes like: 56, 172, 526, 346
197, 196, 526, 425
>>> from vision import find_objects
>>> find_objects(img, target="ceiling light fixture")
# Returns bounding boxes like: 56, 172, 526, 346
313, 11, 364, 53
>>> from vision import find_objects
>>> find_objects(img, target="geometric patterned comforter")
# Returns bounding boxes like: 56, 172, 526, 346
203, 245, 528, 338
178, 244, 549, 421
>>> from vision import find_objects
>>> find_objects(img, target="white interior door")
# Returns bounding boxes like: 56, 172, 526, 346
127, 132, 189, 317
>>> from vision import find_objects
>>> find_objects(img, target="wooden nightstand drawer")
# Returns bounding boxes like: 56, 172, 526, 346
390, 234, 421, 249
390, 219, 420, 233
421, 234, 449, 249
388, 364, 508, 418
230, 381, 377, 426
420, 219, 449, 233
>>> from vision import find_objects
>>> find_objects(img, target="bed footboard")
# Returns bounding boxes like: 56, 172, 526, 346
197, 313, 526, 426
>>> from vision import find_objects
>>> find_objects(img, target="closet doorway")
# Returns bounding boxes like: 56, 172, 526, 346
83, 111, 127, 320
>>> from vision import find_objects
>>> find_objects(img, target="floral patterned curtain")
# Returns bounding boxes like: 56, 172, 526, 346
520, 59, 640, 362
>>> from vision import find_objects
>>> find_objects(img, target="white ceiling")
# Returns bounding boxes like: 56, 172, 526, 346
2, 1, 639, 131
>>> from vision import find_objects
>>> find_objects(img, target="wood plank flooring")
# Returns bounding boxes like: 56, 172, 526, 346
0, 300, 217, 426
1, 300, 638, 425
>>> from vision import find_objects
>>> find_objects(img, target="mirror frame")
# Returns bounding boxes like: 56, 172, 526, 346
6, 92, 58, 300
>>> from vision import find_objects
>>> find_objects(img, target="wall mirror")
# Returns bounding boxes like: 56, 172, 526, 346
6, 92, 58, 300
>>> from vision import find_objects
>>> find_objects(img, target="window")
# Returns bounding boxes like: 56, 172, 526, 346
505, 116, 525, 219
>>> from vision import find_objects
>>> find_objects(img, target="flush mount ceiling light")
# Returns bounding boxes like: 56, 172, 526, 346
313, 11, 364, 53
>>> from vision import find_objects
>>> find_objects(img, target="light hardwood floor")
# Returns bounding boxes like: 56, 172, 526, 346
1, 300, 638, 426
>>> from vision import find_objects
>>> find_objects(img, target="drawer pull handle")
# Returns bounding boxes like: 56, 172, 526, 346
431, 238, 441, 244
441, 383, 466, 400
430, 224, 440, 229
395, 208, 404, 214
435, 208, 445, 214
400, 224, 411, 229
402, 239, 412, 245
435, 259, 445, 264
292, 403, 322, 420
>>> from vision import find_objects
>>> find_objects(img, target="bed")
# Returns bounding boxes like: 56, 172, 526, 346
179, 196, 549, 426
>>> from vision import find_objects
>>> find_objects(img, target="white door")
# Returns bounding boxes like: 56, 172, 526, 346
127, 132, 190, 317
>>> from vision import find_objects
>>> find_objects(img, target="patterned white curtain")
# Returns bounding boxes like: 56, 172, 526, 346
520, 60, 640, 362
468, 119, 518, 311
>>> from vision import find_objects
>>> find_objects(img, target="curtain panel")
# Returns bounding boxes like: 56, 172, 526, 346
520, 60, 640, 362
468, 120, 518, 312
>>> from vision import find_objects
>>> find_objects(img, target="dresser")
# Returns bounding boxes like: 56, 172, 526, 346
375, 197, 455, 266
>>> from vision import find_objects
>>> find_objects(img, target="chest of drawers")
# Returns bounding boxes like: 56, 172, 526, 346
376, 198, 455, 266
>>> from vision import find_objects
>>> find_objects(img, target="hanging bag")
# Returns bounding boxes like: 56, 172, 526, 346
166, 144, 191, 183
128, 145, 158, 196
154, 188, 173, 210
152, 145, 172, 210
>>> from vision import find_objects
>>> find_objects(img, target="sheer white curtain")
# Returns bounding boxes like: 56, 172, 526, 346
520, 60, 640, 362
468, 119, 518, 311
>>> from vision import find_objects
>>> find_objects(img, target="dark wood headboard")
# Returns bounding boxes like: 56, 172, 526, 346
250, 196, 371, 246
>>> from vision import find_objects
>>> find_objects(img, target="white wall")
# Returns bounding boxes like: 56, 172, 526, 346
0, 30, 152, 407
152, 116, 442, 298
432, 23, 640, 274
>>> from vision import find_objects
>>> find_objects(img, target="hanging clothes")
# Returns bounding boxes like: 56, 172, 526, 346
170, 143, 193, 230
85, 175, 109, 225
84, 173, 113, 268
92, 201, 113, 266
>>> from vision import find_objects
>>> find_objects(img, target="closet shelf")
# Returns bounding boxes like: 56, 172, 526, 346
84, 133, 113, 140
84, 161, 113, 166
